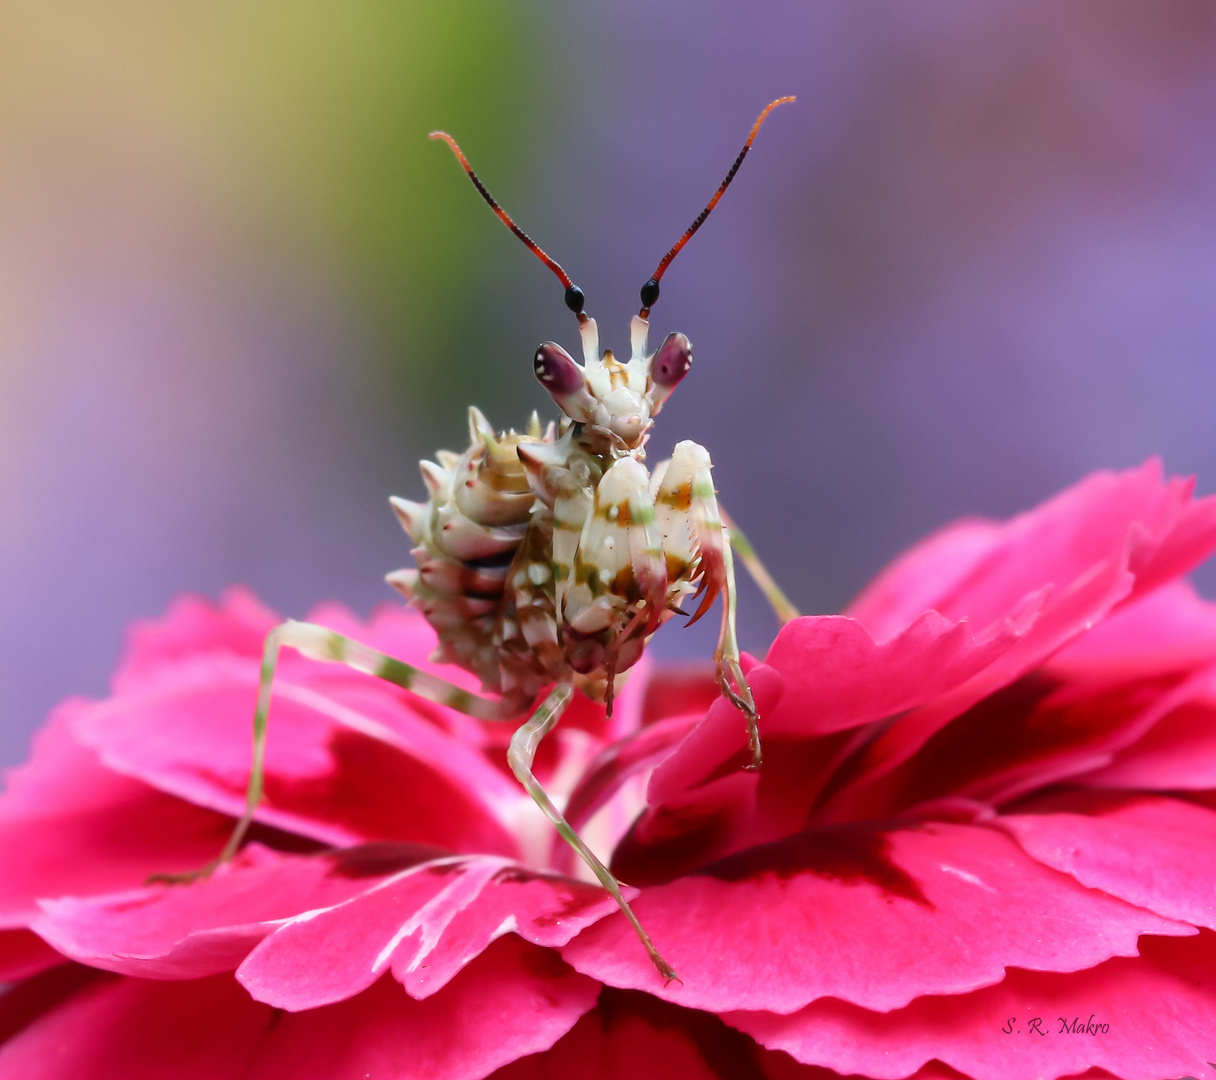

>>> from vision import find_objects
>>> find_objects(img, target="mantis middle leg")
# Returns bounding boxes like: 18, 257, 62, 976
159, 619, 516, 881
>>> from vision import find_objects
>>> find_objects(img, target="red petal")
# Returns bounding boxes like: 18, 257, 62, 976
297, 601, 494, 744
729, 932, 1216, 1080
238, 856, 621, 1007
883, 661, 1216, 815
0, 931, 63, 982
851, 462, 1214, 639
614, 608, 1042, 875
821, 550, 1133, 823
1125, 483, 1216, 600
0, 936, 597, 1080
637, 661, 721, 726
72, 653, 521, 856
846, 517, 1005, 642
1049, 580, 1216, 678
764, 608, 1035, 737
490, 987, 858, 1080
565, 713, 703, 835
1078, 692, 1216, 790
564, 821, 1190, 1014
824, 463, 1216, 822
0, 704, 230, 927
645, 666, 784, 809
118, 592, 506, 751
29, 844, 436, 979
0, 965, 100, 1049
605, 669, 783, 880
115, 588, 279, 690
999, 792, 1216, 931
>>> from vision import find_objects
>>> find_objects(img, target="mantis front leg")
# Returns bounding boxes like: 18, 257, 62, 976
659, 441, 762, 769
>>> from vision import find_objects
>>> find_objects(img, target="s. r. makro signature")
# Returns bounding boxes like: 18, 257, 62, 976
1001, 1015, 1111, 1036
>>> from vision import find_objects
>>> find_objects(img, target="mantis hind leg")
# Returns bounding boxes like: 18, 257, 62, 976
715, 532, 763, 769
719, 505, 800, 626
508, 682, 679, 984
153, 619, 514, 883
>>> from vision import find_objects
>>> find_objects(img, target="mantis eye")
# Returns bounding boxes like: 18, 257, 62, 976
651, 332, 692, 387
533, 342, 584, 394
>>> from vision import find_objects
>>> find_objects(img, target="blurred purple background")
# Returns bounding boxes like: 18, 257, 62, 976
3, 2, 1216, 766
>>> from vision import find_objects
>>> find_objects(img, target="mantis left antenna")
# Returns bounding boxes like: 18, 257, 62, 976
429, 131, 588, 325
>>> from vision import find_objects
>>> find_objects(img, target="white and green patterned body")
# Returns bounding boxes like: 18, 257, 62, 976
386, 314, 751, 726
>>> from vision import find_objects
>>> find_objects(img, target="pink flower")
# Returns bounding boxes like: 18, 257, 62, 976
2, 459, 1216, 1079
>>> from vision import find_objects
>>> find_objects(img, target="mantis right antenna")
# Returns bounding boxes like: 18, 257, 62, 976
638, 96, 796, 319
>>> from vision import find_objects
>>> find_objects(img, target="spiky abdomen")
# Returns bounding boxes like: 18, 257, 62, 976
387, 407, 555, 702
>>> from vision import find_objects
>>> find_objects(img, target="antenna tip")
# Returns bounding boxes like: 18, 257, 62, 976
755, 97, 797, 124
429, 131, 462, 155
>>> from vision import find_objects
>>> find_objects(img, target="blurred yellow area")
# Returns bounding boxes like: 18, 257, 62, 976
0, 2, 542, 398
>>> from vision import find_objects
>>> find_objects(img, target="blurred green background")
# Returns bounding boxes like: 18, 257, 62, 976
3, 2, 1216, 765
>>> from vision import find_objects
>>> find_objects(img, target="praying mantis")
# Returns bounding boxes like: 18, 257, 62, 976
186, 98, 799, 983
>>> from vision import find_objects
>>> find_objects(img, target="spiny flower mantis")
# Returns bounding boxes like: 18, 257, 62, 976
174, 98, 798, 984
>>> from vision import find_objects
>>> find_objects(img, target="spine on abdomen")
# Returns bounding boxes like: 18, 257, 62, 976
386, 406, 546, 692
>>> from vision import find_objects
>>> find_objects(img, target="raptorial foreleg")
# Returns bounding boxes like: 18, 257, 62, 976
565, 456, 668, 665
158, 619, 515, 882
657, 441, 761, 767
508, 682, 678, 983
